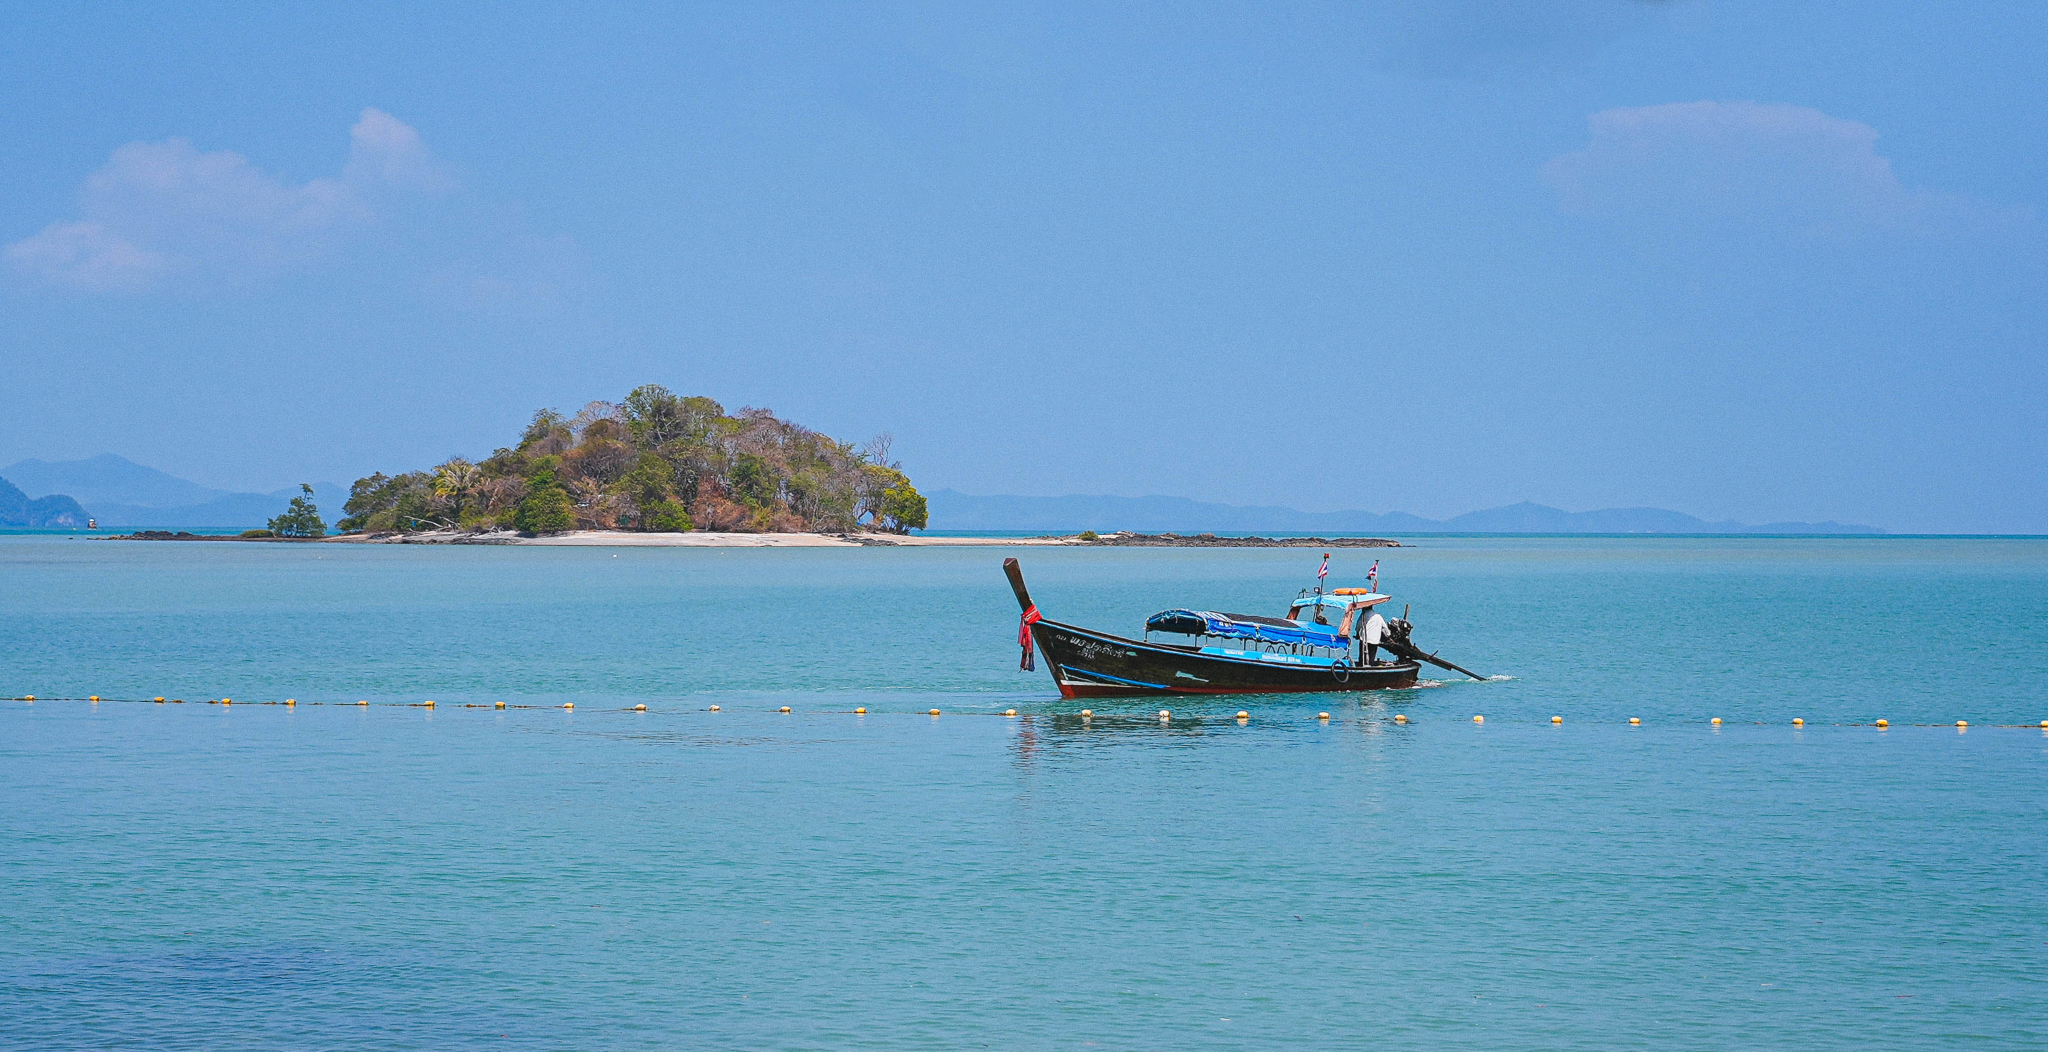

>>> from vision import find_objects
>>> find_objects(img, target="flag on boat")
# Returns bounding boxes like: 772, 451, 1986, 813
1367, 560, 1379, 591
1317, 553, 1329, 583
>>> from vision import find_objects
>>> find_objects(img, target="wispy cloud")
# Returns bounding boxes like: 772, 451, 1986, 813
1541, 101, 2025, 236
425, 232, 591, 317
1371, 0, 1681, 79
6, 108, 452, 291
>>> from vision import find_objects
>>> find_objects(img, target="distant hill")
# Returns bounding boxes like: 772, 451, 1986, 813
0, 457, 1886, 534
0, 455, 343, 529
0, 475, 90, 528
2, 454, 224, 508
925, 491, 1883, 535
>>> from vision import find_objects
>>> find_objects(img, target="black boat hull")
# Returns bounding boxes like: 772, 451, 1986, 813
1030, 619, 1420, 698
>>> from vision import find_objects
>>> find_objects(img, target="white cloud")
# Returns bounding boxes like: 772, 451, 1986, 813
2, 221, 169, 292
342, 107, 455, 193
6, 108, 450, 291
1541, 101, 2014, 235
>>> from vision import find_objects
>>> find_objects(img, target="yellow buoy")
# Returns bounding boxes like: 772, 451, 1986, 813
634, 703, 647, 711
1237, 711, 1250, 720
90, 695, 100, 702
495, 701, 506, 709
1473, 715, 1484, 724
1158, 709, 1171, 719
23, 695, 33, 701
929, 709, 942, 716
222, 698, 232, 705
1550, 715, 1562, 724
1004, 709, 1018, 717
155, 697, 165, 704
779, 706, 791, 713
357, 700, 368, 706
1793, 718, 1803, 726
1080, 709, 1093, 718
563, 702, 574, 710
424, 700, 435, 708
285, 699, 296, 706
1875, 719, 1888, 728
854, 707, 866, 714
1956, 720, 1967, 728
1394, 714, 1407, 723
1711, 717, 1722, 725
2040, 720, 2047, 728
1629, 717, 1640, 725
709, 705, 721, 711
1319, 712, 1331, 720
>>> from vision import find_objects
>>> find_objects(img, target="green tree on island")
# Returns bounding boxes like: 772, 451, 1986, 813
268, 484, 327, 538
513, 468, 576, 535
879, 483, 929, 534
337, 385, 925, 537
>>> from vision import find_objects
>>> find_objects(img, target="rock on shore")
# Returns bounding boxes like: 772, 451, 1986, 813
1069, 532, 1400, 547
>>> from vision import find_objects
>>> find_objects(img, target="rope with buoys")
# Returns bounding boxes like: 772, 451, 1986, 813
6, 695, 2045, 729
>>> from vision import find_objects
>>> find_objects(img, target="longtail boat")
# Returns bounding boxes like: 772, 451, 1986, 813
1003, 557, 1486, 698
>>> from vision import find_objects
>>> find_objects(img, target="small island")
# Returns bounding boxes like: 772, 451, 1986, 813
334, 385, 928, 540
99, 385, 1403, 547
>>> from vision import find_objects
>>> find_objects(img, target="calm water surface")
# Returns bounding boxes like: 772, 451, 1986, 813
3, 536, 2044, 1049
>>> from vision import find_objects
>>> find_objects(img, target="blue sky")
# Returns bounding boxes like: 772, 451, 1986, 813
2, 1, 2043, 531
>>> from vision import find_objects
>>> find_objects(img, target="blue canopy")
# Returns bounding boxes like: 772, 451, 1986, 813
1290, 592, 1389, 614
1145, 609, 1349, 649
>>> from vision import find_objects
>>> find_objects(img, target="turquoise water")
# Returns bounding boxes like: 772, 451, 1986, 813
3, 536, 2045, 1049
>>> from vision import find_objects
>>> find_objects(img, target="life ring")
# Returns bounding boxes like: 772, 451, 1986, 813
1332, 661, 1351, 684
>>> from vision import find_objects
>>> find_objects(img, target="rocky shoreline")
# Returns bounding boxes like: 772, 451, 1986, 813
114, 530, 305, 542
1063, 532, 1400, 548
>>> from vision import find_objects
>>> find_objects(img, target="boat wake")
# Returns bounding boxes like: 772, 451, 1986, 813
1422, 674, 1514, 688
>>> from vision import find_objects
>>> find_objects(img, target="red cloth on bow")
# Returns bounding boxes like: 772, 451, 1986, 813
1018, 605, 1043, 671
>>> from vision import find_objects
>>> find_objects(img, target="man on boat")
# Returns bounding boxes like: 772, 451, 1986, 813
1362, 607, 1388, 665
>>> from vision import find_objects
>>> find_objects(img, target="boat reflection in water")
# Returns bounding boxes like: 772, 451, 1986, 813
1004, 557, 1485, 700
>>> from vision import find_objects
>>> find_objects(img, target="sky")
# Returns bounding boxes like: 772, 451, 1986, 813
2, 1, 2044, 532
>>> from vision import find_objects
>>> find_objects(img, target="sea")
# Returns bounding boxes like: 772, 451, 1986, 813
2, 534, 2044, 1050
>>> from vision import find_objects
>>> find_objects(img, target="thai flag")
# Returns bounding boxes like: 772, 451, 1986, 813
1317, 553, 1329, 583
1367, 560, 1379, 591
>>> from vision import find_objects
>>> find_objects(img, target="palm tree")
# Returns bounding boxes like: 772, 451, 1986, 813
432, 459, 480, 520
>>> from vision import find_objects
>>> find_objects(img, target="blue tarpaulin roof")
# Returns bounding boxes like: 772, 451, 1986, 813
1145, 609, 1349, 649
1290, 592, 1389, 613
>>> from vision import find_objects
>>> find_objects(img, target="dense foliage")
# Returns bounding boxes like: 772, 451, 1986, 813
337, 386, 928, 536
267, 484, 328, 538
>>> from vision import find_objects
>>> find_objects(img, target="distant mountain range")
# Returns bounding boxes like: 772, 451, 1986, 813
925, 490, 1883, 535
1, 455, 1884, 534
1, 455, 345, 529
0, 475, 89, 528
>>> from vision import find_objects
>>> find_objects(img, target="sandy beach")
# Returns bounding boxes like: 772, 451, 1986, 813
120, 529, 1397, 547
323, 528, 1077, 547
320, 530, 1402, 548
520, 530, 1075, 547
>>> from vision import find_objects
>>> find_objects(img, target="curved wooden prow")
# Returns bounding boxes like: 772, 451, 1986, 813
1002, 557, 1036, 613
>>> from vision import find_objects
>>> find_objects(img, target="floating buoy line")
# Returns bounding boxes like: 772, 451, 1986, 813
5, 694, 2046, 728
